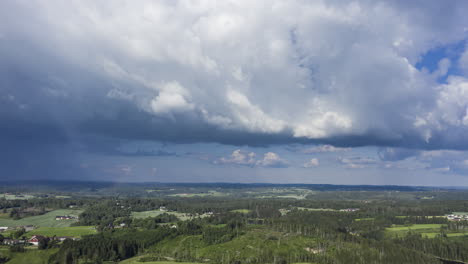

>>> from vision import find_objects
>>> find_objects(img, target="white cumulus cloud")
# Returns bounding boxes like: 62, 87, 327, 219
303, 158, 320, 168
256, 152, 289, 168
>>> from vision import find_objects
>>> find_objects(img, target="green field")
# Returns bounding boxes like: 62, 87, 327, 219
253, 188, 315, 200
169, 191, 226, 198
355, 217, 374, 221
25, 226, 96, 238
0, 209, 82, 228
420, 232, 468, 238
230, 209, 251, 214
276, 194, 308, 200
0, 193, 35, 200
54, 195, 72, 199
0, 212, 9, 219
1, 248, 58, 264
386, 224, 446, 238
386, 224, 444, 231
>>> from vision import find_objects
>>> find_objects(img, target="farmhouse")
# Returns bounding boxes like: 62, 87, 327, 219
22, 225, 35, 232
29, 235, 46, 246
0, 226, 8, 232
55, 215, 77, 220
2, 239, 26, 246
340, 208, 360, 212
447, 214, 468, 221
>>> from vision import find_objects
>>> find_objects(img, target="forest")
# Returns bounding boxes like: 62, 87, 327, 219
1, 182, 468, 263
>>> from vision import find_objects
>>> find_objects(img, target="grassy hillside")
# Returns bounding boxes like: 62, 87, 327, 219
0, 209, 82, 227
383, 224, 468, 238
385, 224, 444, 237
0, 194, 35, 200
24, 226, 96, 238
230, 209, 251, 214
4, 248, 58, 264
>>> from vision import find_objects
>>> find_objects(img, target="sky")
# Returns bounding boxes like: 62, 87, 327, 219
1, 0, 468, 185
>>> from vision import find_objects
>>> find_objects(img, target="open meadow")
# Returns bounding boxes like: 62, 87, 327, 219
25, 226, 96, 238
0, 247, 58, 264
0, 209, 82, 227
384, 224, 468, 238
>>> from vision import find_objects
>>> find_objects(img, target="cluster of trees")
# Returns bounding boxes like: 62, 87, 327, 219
130, 213, 179, 229
394, 233, 468, 262
51, 228, 176, 263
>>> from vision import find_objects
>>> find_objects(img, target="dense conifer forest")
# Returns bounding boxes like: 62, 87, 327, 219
1, 182, 468, 263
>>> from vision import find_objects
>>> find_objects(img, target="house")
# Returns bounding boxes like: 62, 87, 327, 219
55, 215, 77, 220
0, 227, 8, 232
22, 225, 35, 232
2, 239, 26, 246
29, 235, 46, 246
447, 214, 468, 221
339, 208, 360, 212
159, 206, 167, 212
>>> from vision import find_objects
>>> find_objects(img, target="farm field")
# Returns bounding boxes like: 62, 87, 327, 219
0, 193, 35, 200
387, 224, 444, 231
355, 215, 445, 221
276, 194, 308, 199
420, 232, 468, 238
255, 189, 314, 200
0, 211, 9, 219
54, 195, 72, 199
0, 209, 82, 227
25, 226, 96, 238
230, 209, 251, 214
169, 190, 226, 197
355, 217, 374, 221
386, 224, 446, 238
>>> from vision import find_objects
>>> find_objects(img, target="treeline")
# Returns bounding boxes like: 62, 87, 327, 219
394, 233, 468, 262
0, 197, 89, 210
50, 228, 175, 264
51, 216, 245, 264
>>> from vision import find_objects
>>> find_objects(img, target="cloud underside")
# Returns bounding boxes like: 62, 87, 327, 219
1, 0, 468, 150
215, 150, 289, 168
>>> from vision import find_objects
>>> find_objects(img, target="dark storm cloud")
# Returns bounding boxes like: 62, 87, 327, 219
1, 0, 468, 182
